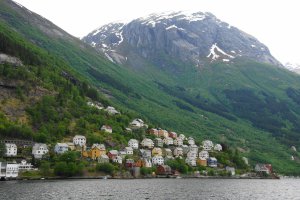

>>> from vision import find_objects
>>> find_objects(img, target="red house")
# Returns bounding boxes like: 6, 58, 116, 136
156, 165, 172, 175
107, 150, 118, 160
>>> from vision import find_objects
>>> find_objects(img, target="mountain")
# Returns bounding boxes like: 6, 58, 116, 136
0, 0, 300, 174
285, 62, 300, 74
83, 11, 281, 68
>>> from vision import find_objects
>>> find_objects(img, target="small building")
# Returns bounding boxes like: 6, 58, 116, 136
154, 138, 163, 147
143, 159, 152, 168
163, 148, 173, 157
199, 150, 209, 160
67, 142, 75, 151
108, 150, 119, 160
254, 163, 271, 174
105, 106, 120, 115
163, 137, 174, 146
18, 160, 34, 171
291, 146, 297, 152
125, 159, 135, 168
202, 140, 214, 151
118, 151, 127, 159
128, 139, 139, 149
158, 129, 169, 138
130, 119, 147, 129
189, 144, 199, 153
140, 149, 152, 159
185, 157, 197, 167
207, 157, 218, 168
149, 128, 159, 137
152, 155, 164, 166
32, 143, 48, 159
178, 134, 186, 141
113, 156, 123, 164
141, 138, 154, 149
187, 151, 197, 159
157, 165, 172, 175
101, 125, 113, 133
54, 143, 69, 154
98, 155, 109, 164
73, 135, 86, 147
187, 137, 195, 145
182, 145, 189, 155
197, 158, 207, 167
214, 144, 222, 151
173, 138, 183, 146
92, 144, 106, 156
5, 143, 17, 157
169, 132, 177, 139
173, 147, 183, 157
124, 147, 133, 155
225, 166, 236, 176
152, 147, 163, 156
5, 163, 19, 178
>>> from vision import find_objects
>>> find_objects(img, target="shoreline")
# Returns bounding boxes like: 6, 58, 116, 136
2, 175, 280, 181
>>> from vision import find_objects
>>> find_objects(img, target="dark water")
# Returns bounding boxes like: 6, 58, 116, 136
0, 179, 299, 200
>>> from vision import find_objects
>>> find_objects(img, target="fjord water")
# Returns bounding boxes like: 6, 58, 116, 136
0, 179, 299, 199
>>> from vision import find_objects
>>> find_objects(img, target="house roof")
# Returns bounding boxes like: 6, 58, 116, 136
74, 135, 86, 139
109, 150, 119, 155
56, 143, 68, 147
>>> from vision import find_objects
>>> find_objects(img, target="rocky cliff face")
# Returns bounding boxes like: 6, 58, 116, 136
83, 11, 281, 68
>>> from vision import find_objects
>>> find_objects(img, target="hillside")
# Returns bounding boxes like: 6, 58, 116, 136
0, 0, 299, 174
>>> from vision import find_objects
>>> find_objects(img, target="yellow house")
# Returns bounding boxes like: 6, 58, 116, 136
152, 147, 162, 156
82, 144, 106, 160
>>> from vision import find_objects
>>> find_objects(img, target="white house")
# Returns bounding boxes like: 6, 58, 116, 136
101, 125, 112, 133
130, 119, 147, 129
118, 151, 127, 159
113, 156, 123, 164
199, 150, 209, 160
98, 155, 109, 164
143, 159, 152, 168
32, 143, 48, 159
18, 160, 34, 171
87, 101, 103, 110
154, 138, 164, 147
185, 157, 197, 167
105, 106, 120, 115
141, 138, 154, 149
5, 143, 17, 157
173, 138, 183, 146
163, 137, 174, 146
202, 140, 214, 151
187, 137, 195, 145
178, 134, 186, 141
214, 144, 222, 151
225, 166, 236, 176
187, 151, 197, 159
173, 147, 183, 157
124, 147, 133, 155
182, 145, 189, 155
152, 155, 164, 166
189, 144, 199, 153
164, 148, 173, 157
140, 149, 152, 159
128, 139, 139, 149
54, 143, 69, 154
73, 135, 86, 147
5, 163, 19, 178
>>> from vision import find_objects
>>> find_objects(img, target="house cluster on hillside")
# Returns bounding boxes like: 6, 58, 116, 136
0, 115, 273, 179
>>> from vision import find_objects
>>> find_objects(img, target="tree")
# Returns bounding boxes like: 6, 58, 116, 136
96, 163, 114, 175
0, 143, 6, 158
40, 161, 51, 177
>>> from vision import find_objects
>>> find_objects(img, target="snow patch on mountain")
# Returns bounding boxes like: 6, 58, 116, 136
207, 43, 235, 61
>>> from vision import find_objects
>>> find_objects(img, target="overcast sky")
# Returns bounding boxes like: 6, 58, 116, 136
14, 0, 300, 64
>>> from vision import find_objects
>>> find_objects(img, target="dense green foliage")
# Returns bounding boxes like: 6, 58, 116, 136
96, 163, 115, 175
